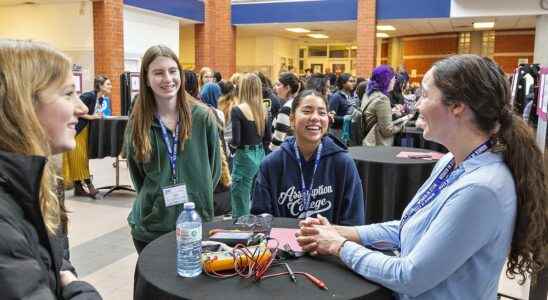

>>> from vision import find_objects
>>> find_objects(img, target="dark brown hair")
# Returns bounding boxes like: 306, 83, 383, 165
129, 45, 195, 161
432, 54, 547, 284
94, 75, 109, 93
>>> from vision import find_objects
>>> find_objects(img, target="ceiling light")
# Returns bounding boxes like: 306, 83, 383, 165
307, 33, 329, 39
286, 28, 310, 33
376, 25, 396, 31
351, 46, 357, 49
376, 32, 389, 38
473, 22, 495, 29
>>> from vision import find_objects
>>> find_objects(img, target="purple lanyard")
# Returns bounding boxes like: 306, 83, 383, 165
399, 140, 492, 237
157, 115, 180, 185
293, 141, 322, 215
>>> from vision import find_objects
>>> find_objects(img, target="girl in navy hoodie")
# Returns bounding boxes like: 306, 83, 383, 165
251, 89, 365, 225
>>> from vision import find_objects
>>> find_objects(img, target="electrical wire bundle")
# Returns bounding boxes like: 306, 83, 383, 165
202, 238, 328, 290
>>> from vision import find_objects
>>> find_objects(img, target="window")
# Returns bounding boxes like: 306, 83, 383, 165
458, 32, 471, 54
329, 45, 349, 58
481, 31, 495, 58
308, 46, 328, 57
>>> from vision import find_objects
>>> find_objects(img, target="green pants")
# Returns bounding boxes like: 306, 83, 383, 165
230, 145, 264, 218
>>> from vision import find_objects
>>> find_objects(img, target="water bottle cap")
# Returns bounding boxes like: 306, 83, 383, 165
183, 202, 195, 210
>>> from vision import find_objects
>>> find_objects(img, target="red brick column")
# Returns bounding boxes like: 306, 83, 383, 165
356, 0, 377, 78
195, 0, 235, 78
93, 0, 124, 115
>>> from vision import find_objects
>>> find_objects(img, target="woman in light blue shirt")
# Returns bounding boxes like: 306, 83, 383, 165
296, 55, 547, 299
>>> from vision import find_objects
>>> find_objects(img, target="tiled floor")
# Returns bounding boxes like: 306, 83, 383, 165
66, 158, 542, 300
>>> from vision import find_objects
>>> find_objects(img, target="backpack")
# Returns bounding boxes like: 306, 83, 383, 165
349, 96, 377, 146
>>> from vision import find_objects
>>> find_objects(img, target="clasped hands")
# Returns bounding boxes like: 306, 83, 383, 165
295, 214, 347, 257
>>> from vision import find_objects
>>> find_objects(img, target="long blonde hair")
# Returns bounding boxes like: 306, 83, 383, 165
238, 73, 265, 136
0, 39, 69, 235
130, 45, 195, 162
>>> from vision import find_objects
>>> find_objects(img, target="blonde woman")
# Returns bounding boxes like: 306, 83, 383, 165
0, 39, 101, 299
125, 45, 221, 253
229, 73, 272, 217
198, 66, 214, 90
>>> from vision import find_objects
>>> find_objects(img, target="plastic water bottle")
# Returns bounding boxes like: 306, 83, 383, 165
176, 202, 202, 277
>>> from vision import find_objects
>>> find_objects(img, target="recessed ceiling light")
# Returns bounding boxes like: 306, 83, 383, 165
376, 25, 396, 31
307, 33, 329, 39
351, 46, 357, 49
376, 32, 390, 38
286, 28, 310, 33
473, 22, 495, 29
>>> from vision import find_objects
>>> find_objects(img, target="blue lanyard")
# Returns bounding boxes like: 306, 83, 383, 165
157, 115, 180, 185
293, 141, 323, 215
399, 140, 492, 236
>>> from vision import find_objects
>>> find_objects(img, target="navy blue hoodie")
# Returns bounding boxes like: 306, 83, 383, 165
251, 135, 365, 225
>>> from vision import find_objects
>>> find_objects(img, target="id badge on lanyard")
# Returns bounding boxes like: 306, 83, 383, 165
294, 141, 322, 219
157, 115, 188, 207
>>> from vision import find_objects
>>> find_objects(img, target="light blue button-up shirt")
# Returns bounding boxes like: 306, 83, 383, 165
340, 151, 517, 299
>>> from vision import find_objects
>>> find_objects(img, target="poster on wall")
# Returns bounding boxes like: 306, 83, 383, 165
311, 64, 323, 74
332, 64, 345, 73
72, 72, 83, 95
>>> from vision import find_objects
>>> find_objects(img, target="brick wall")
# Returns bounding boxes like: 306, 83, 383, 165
356, 0, 376, 78
195, 0, 235, 78
93, 0, 124, 115
402, 33, 458, 83
493, 30, 535, 73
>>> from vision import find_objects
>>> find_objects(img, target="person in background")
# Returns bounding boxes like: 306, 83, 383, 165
0, 39, 101, 299
199, 82, 221, 109
252, 90, 365, 225
353, 77, 366, 109
198, 66, 214, 90
270, 72, 300, 151
361, 65, 404, 146
328, 73, 356, 141
218, 80, 239, 152
125, 45, 220, 253
305, 73, 329, 98
183, 70, 200, 99
63, 75, 112, 198
230, 73, 271, 218
304, 68, 312, 80
213, 71, 222, 83
257, 71, 282, 130
297, 55, 547, 299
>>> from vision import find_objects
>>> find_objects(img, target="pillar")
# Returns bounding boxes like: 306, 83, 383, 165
93, 0, 124, 115
356, 0, 377, 78
195, 0, 236, 78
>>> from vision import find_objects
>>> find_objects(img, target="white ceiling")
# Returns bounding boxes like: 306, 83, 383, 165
236, 15, 537, 44
0, 0, 93, 6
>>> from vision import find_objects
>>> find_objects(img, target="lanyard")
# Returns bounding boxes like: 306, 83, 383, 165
157, 115, 180, 185
399, 140, 492, 236
293, 140, 322, 215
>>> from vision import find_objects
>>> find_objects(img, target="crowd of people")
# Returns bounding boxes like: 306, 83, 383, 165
0, 39, 545, 299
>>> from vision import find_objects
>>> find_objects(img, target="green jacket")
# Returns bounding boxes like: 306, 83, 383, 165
125, 104, 221, 243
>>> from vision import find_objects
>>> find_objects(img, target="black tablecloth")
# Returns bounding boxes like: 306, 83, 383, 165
348, 146, 439, 224
135, 218, 392, 300
394, 127, 448, 153
87, 116, 128, 159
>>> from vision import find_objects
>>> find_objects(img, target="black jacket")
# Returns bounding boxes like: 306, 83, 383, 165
0, 150, 101, 300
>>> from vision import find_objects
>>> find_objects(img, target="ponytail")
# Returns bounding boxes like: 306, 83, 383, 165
497, 112, 547, 284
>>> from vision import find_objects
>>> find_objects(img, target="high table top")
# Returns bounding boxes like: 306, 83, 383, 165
348, 146, 441, 165
135, 218, 392, 300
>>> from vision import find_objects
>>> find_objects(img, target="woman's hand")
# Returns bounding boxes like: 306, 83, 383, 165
60, 270, 78, 288
296, 215, 346, 256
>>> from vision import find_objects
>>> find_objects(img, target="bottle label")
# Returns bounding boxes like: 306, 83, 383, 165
176, 226, 202, 243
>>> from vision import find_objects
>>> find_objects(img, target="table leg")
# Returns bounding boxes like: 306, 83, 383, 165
96, 156, 135, 198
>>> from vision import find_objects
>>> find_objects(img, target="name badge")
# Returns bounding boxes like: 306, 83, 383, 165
162, 184, 188, 207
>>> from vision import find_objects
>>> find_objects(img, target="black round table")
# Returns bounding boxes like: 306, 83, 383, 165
348, 146, 440, 224
87, 116, 134, 197
394, 126, 447, 153
87, 116, 128, 159
134, 218, 392, 300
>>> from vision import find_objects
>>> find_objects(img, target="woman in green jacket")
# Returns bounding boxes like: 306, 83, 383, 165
125, 45, 221, 253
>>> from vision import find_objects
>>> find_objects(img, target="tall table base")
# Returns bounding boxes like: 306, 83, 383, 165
96, 156, 135, 198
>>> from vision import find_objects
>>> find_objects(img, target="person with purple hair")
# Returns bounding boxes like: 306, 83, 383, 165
360, 65, 406, 146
